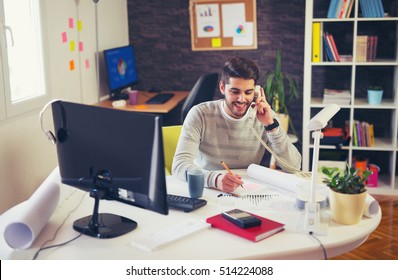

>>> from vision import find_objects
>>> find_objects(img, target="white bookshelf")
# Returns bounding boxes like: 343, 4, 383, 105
302, 0, 398, 195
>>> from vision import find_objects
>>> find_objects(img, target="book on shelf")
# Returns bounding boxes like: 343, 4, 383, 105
206, 212, 285, 242
359, 0, 384, 18
323, 31, 341, 62
323, 33, 334, 61
323, 88, 351, 105
327, 0, 354, 18
327, 0, 340, 18
339, 55, 353, 62
356, 35, 368, 62
352, 120, 375, 147
367, 35, 378, 61
328, 33, 341, 62
356, 35, 378, 62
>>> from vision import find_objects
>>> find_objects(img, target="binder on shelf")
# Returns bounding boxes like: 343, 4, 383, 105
312, 22, 321, 62
206, 212, 285, 242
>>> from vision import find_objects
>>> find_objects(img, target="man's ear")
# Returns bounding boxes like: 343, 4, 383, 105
219, 81, 225, 96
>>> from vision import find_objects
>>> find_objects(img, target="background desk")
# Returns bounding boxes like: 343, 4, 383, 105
97, 91, 189, 114
0, 168, 381, 260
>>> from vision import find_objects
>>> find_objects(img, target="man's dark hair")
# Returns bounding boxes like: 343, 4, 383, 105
221, 56, 259, 85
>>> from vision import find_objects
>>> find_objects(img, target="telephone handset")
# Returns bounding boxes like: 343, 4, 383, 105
253, 85, 261, 103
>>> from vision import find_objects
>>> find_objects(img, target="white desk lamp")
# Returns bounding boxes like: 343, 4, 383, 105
304, 103, 340, 235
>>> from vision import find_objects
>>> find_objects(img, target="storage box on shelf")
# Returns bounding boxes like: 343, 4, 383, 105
303, 0, 398, 195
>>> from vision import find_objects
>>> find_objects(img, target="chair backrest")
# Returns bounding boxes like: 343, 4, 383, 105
162, 125, 182, 176
181, 72, 219, 123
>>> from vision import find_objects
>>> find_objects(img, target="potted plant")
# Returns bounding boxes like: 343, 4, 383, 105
262, 49, 300, 136
367, 86, 383, 105
322, 164, 372, 225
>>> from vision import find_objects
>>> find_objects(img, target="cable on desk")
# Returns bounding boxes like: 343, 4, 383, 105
309, 231, 328, 260
32, 190, 87, 260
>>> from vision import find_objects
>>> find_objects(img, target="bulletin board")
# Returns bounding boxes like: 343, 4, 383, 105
189, 0, 257, 51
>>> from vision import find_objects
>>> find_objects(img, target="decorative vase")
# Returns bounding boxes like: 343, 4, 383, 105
367, 89, 383, 105
328, 190, 367, 225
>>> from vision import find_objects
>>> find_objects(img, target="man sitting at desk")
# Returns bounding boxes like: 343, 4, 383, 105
172, 56, 301, 193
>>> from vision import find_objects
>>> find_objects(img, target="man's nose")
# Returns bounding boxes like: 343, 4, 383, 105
237, 93, 245, 102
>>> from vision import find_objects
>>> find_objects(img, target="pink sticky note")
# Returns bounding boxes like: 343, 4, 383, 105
85, 59, 90, 69
69, 18, 74, 29
79, 42, 83, 52
61, 32, 67, 43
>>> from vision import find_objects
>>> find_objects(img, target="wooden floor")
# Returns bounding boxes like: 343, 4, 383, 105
331, 195, 398, 260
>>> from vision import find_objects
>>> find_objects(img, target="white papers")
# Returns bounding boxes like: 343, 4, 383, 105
2, 172, 60, 250
232, 22, 254, 46
195, 4, 220, 38
221, 3, 245, 37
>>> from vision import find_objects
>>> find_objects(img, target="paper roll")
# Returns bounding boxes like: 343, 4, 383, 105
247, 164, 309, 193
2, 175, 60, 249
363, 195, 379, 218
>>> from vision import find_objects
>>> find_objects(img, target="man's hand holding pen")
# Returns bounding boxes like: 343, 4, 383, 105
216, 161, 244, 193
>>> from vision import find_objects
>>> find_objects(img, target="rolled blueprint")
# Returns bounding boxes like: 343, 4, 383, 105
246, 163, 309, 193
3, 173, 60, 249
363, 195, 380, 218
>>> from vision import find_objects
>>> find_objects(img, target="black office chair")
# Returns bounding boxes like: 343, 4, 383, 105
181, 72, 219, 123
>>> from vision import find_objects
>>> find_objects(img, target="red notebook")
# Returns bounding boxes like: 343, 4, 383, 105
206, 212, 285, 242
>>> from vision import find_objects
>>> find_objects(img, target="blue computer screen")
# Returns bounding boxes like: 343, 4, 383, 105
104, 45, 138, 92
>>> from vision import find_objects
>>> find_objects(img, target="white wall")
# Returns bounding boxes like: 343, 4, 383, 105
0, 0, 128, 214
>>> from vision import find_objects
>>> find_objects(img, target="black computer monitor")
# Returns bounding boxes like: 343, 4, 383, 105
103, 45, 138, 100
51, 101, 168, 238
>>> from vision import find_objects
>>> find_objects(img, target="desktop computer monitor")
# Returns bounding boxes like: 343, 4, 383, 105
103, 45, 138, 100
51, 101, 168, 238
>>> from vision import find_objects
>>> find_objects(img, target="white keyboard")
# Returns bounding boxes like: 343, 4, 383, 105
131, 219, 211, 252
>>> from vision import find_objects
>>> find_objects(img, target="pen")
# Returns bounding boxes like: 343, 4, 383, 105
220, 161, 244, 189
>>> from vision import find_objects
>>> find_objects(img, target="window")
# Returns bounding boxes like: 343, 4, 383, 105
0, 0, 48, 119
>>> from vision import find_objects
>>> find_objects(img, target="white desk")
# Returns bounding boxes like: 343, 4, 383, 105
0, 168, 381, 260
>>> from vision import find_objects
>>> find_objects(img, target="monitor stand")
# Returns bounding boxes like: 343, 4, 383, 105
73, 173, 137, 239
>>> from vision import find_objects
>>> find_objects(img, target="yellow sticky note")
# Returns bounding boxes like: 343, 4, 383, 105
211, 38, 221, 48
70, 41, 75, 52
77, 20, 83, 31
69, 60, 75, 71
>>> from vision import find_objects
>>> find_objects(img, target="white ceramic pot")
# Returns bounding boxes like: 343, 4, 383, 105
329, 190, 367, 225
